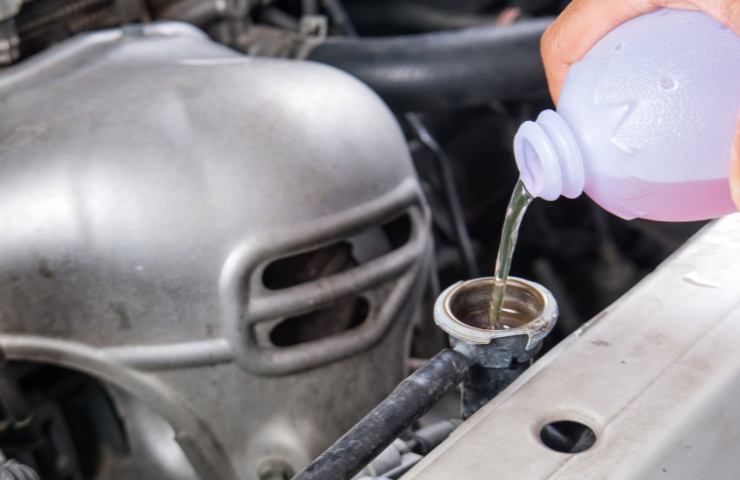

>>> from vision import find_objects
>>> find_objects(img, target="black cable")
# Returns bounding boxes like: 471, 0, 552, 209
301, 0, 319, 16
321, 0, 357, 36
407, 113, 479, 278
259, 7, 300, 31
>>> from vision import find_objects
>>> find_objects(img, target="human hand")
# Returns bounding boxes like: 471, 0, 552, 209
540, 0, 740, 209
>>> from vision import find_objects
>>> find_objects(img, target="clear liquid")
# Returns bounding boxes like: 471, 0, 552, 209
489, 180, 534, 329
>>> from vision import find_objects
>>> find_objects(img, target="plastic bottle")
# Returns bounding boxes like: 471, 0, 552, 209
513, 9, 740, 221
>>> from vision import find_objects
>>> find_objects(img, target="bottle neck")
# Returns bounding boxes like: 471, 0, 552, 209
513, 109, 584, 201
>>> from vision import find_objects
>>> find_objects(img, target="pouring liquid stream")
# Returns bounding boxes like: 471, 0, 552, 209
489, 180, 534, 329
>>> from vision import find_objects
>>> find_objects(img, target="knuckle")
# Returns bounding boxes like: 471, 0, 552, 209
540, 24, 557, 56
724, 0, 740, 27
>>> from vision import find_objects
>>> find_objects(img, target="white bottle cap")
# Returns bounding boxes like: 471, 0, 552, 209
513, 110, 585, 201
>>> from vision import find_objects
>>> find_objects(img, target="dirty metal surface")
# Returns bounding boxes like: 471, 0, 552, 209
0, 23, 431, 480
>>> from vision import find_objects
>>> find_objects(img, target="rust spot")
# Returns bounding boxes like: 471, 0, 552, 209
38, 260, 54, 279
112, 303, 132, 330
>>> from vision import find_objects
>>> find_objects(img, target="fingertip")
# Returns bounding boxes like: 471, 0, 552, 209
714, 0, 740, 36
731, 121, 740, 209
539, 0, 658, 106
540, 22, 565, 104
731, 179, 740, 211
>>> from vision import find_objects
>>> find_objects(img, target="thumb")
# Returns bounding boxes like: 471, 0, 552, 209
731, 116, 740, 209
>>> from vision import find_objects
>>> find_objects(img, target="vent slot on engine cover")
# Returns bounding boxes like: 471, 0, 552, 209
261, 213, 412, 290
269, 296, 370, 347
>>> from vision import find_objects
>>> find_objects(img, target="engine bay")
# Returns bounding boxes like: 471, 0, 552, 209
0, 2, 719, 479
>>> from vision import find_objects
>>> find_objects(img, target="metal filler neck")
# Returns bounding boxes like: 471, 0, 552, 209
434, 276, 558, 350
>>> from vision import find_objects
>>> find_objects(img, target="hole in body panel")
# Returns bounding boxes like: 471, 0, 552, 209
539, 420, 596, 453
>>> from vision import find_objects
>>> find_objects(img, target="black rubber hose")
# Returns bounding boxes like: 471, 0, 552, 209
306, 18, 553, 111
293, 349, 473, 480
342, 2, 502, 33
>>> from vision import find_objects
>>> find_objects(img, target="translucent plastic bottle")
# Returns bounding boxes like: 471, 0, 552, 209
514, 9, 740, 221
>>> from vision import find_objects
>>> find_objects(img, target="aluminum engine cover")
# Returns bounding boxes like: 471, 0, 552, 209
0, 23, 431, 480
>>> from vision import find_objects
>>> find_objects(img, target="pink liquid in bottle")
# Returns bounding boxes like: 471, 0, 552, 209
513, 9, 740, 221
